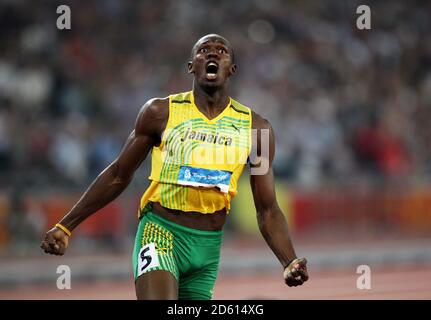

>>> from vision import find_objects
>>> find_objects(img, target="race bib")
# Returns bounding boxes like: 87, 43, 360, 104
177, 166, 232, 193
138, 243, 160, 277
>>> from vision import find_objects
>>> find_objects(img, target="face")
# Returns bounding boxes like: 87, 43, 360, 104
188, 35, 236, 87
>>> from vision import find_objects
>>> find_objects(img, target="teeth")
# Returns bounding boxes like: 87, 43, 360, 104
206, 62, 218, 80
206, 73, 217, 80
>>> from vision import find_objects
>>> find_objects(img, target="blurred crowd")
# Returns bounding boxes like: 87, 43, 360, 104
1, 0, 431, 192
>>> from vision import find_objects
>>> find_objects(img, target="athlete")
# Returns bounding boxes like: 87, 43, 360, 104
41, 34, 309, 299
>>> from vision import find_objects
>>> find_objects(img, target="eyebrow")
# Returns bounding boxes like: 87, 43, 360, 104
197, 41, 229, 50
200, 38, 228, 45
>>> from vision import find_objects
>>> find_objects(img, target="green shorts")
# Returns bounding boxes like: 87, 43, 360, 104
132, 206, 223, 300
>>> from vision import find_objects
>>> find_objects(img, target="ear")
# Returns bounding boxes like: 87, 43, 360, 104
187, 61, 194, 74
229, 64, 237, 76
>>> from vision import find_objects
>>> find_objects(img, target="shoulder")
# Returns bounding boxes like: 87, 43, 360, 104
135, 97, 169, 136
229, 98, 252, 116
229, 98, 271, 131
251, 110, 273, 131
139, 97, 169, 118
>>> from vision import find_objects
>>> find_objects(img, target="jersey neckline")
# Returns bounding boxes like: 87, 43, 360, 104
189, 91, 232, 124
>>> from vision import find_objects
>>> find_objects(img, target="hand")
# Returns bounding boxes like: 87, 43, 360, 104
40, 227, 69, 256
284, 257, 309, 287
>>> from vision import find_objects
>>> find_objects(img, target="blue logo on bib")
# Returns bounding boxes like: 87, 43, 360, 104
177, 166, 232, 193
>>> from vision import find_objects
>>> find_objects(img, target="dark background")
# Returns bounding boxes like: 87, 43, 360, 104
0, 0, 430, 299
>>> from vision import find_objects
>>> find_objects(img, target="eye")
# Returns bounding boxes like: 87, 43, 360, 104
199, 48, 208, 53
219, 48, 227, 54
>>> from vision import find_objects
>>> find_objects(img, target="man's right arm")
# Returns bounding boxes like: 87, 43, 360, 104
40, 98, 168, 255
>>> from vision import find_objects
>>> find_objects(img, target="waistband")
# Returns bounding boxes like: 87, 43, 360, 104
142, 211, 224, 240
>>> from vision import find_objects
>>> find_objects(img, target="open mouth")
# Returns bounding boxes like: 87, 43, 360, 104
205, 62, 218, 80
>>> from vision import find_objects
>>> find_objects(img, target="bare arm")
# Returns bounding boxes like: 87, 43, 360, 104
41, 98, 168, 255
250, 112, 309, 286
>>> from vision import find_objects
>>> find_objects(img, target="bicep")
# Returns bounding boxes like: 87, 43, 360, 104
250, 168, 277, 212
249, 116, 278, 211
111, 100, 163, 180
113, 129, 154, 179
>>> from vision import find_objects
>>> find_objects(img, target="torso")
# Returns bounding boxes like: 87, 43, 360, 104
152, 202, 227, 231
144, 91, 260, 232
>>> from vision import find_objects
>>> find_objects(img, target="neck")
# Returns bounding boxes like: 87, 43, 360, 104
192, 82, 230, 117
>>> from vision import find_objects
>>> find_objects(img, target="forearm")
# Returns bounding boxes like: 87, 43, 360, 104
58, 162, 131, 231
257, 204, 297, 268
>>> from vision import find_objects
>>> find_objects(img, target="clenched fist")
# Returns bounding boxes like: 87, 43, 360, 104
284, 257, 309, 287
40, 227, 69, 256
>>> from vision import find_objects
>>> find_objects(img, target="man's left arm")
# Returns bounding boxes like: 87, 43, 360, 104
249, 113, 309, 287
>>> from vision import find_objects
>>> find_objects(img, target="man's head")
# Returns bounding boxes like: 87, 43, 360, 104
188, 34, 236, 88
